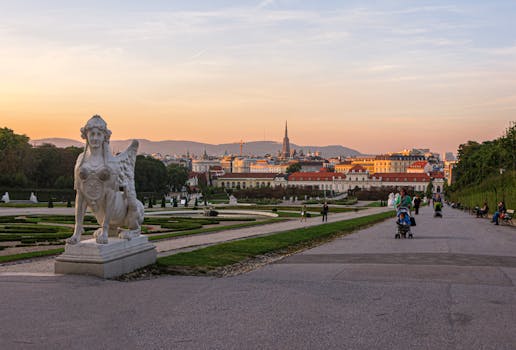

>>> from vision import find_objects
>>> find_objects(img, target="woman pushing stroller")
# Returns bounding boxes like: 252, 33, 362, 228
394, 188, 414, 239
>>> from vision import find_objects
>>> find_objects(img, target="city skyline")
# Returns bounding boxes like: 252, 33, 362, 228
1, 1, 515, 155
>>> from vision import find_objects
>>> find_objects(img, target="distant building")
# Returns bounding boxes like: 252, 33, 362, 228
334, 160, 354, 173
220, 155, 233, 173
232, 158, 256, 173
407, 161, 432, 174
214, 173, 281, 189
373, 155, 426, 173
250, 159, 288, 173
349, 157, 375, 173
444, 161, 457, 186
298, 161, 326, 172
444, 152, 456, 161
192, 155, 221, 173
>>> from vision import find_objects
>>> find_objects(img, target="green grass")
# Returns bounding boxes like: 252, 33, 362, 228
157, 211, 395, 271
148, 218, 285, 241
0, 203, 68, 208
0, 224, 73, 242
0, 248, 64, 263
365, 201, 383, 207
24, 215, 97, 224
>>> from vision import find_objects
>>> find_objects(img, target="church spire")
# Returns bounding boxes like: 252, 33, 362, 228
281, 120, 290, 159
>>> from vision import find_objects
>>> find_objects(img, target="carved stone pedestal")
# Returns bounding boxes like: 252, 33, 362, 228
55, 236, 157, 278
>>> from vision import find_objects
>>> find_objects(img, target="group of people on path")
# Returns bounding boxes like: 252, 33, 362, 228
474, 200, 507, 225
300, 202, 329, 223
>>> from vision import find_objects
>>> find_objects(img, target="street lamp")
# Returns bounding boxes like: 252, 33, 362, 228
500, 168, 506, 202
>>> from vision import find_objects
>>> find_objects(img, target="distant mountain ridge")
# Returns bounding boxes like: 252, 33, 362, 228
31, 138, 362, 158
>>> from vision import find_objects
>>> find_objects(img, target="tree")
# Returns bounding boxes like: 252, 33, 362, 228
135, 155, 168, 194
0, 128, 32, 187
286, 163, 302, 174
166, 164, 189, 192
425, 182, 433, 199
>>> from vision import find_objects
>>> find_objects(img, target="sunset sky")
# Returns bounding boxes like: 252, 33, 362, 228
1, 0, 515, 155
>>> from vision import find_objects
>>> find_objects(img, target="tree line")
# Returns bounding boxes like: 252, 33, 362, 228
451, 122, 516, 191
0, 128, 189, 195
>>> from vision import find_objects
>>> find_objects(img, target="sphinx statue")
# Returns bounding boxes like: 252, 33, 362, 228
67, 115, 144, 245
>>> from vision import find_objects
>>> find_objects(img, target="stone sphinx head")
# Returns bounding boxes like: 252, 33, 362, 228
80, 115, 112, 149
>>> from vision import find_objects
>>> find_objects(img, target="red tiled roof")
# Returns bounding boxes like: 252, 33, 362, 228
408, 161, 428, 168
218, 173, 278, 179
373, 173, 430, 182
288, 172, 346, 181
429, 171, 445, 178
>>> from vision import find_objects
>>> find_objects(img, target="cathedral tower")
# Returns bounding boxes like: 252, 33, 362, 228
281, 121, 290, 159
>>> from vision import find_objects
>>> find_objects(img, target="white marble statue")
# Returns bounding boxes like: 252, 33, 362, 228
387, 193, 395, 207
1, 192, 9, 203
29, 192, 38, 203
229, 195, 238, 205
67, 115, 144, 245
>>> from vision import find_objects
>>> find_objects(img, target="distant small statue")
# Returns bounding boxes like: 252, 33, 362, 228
229, 195, 238, 205
29, 192, 38, 203
387, 193, 395, 207
1, 192, 9, 203
67, 115, 144, 245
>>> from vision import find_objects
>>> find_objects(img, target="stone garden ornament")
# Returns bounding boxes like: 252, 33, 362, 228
67, 115, 144, 244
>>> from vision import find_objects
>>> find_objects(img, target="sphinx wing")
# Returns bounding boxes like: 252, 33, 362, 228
115, 140, 139, 187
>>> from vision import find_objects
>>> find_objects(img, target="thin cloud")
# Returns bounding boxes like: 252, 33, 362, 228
258, 0, 275, 9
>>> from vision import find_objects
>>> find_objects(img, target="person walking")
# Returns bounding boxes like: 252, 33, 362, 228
322, 202, 329, 222
300, 204, 307, 222
413, 195, 421, 215
395, 188, 412, 211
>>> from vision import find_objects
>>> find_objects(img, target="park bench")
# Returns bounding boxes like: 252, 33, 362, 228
473, 207, 489, 218
501, 209, 514, 226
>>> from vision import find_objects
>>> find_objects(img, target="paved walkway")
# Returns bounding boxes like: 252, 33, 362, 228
2, 205, 516, 349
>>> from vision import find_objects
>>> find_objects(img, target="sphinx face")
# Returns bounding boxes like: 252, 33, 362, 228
87, 127, 104, 149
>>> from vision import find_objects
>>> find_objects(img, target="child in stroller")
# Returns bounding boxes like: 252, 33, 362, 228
395, 207, 413, 239
434, 202, 443, 218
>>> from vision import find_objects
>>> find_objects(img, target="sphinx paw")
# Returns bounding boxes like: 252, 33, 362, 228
96, 234, 108, 244
66, 235, 81, 245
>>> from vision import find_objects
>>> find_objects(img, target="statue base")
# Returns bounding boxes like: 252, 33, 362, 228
55, 236, 157, 278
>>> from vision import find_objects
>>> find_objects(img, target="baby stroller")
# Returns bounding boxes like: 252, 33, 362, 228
395, 207, 413, 239
434, 202, 443, 218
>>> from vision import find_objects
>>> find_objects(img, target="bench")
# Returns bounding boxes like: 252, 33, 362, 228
473, 207, 489, 218
502, 209, 514, 226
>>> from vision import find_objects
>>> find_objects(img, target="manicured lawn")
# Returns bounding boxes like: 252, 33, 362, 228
157, 211, 395, 272
148, 218, 285, 241
0, 248, 64, 263
0, 203, 69, 208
